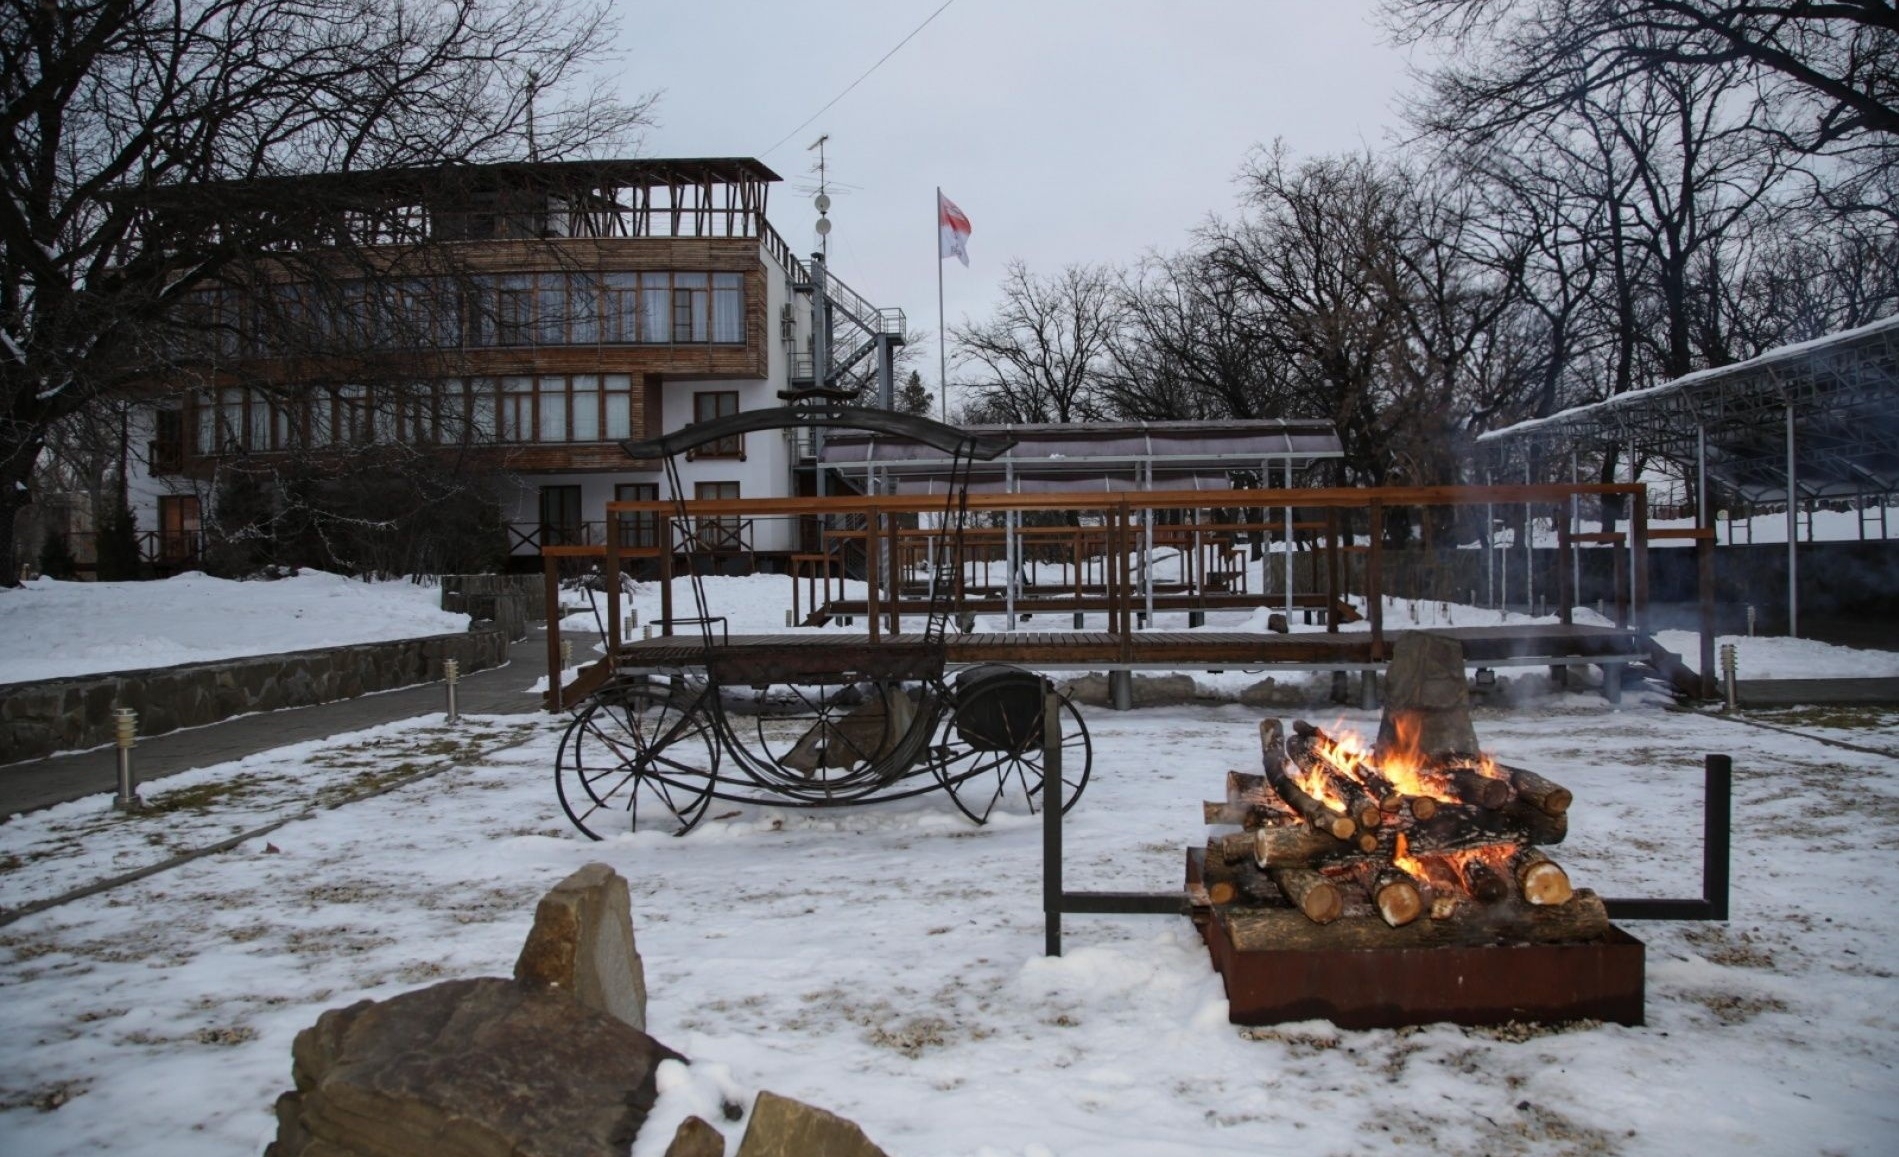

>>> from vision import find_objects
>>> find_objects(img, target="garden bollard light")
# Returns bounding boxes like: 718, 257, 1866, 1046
113, 708, 142, 813
443, 659, 461, 723
1746, 605, 1756, 637
1720, 643, 1738, 713
560, 639, 573, 669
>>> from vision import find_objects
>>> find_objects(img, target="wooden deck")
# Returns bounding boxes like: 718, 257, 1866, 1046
609, 623, 1648, 675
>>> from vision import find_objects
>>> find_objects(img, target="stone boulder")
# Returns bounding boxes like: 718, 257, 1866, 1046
266, 977, 684, 1157
1374, 631, 1479, 760
515, 863, 648, 1031
664, 1115, 727, 1157
736, 1091, 890, 1157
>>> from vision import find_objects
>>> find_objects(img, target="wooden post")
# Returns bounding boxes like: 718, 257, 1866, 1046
1612, 540, 1628, 629
1367, 500, 1385, 661
1557, 502, 1573, 625
866, 507, 881, 645
543, 555, 563, 712
1325, 509, 1341, 632
886, 506, 901, 635
659, 514, 674, 636
604, 507, 622, 661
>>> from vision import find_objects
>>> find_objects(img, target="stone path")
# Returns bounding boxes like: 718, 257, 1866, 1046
0, 629, 566, 819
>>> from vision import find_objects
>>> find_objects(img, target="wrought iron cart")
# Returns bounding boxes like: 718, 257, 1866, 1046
554, 404, 1093, 838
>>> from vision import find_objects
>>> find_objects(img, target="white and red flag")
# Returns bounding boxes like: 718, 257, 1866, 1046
938, 190, 971, 266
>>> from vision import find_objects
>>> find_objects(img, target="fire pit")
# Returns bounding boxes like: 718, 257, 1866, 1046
1188, 634, 1644, 1029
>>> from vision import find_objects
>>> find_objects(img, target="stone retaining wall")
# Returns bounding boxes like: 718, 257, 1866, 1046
0, 629, 509, 765
441, 574, 546, 622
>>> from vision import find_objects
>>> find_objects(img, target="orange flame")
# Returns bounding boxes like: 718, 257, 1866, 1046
1392, 832, 1426, 878
1301, 716, 1455, 803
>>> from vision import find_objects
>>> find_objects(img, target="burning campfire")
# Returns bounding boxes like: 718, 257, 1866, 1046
1198, 716, 1602, 939
1196, 633, 1609, 948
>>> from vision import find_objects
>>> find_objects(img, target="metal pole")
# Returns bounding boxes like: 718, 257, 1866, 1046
812, 250, 829, 499
1785, 404, 1799, 638
1283, 457, 1294, 621
1043, 685, 1064, 957
1570, 450, 1581, 614
1005, 458, 1017, 631
1524, 459, 1534, 617
444, 658, 461, 723
112, 707, 141, 812
937, 187, 949, 424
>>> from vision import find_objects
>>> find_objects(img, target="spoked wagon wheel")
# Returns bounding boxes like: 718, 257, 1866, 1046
556, 681, 719, 839
933, 666, 1091, 824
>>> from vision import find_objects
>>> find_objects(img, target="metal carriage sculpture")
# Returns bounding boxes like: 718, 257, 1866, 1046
553, 404, 1093, 838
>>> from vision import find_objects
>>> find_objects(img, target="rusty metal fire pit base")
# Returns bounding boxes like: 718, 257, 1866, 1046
1202, 905, 1645, 1030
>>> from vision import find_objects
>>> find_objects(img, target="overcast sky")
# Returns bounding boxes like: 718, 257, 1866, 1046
608, 1, 1417, 392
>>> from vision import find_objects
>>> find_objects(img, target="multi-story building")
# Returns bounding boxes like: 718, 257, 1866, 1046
129, 157, 904, 572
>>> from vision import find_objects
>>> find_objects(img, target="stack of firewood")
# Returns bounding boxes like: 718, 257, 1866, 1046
1194, 719, 1609, 943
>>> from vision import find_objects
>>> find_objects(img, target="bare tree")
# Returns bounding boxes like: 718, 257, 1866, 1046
1387, 0, 1899, 150
951, 261, 1121, 424
1, 0, 652, 584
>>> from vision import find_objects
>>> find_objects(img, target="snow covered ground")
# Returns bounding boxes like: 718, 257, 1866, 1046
2, 695, 1896, 1156
0, 571, 471, 685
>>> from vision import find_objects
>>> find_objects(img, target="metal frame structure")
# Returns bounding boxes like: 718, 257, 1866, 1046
1477, 315, 1899, 636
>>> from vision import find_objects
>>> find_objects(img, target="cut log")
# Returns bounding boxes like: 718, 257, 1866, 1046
1252, 825, 1352, 867
1260, 722, 1356, 841
1445, 766, 1511, 810
1223, 889, 1613, 951
1205, 830, 1261, 865
1204, 800, 1282, 827
1512, 848, 1573, 906
1429, 895, 1459, 921
1504, 765, 1574, 817
1488, 799, 1569, 846
1268, 867, 1342, 924
1225, 770, 1267, 803
1348, 862, 1423, 928
1458, 857, 1509, 904
1205, 857, 1281, 907
1407, 795, 1440, 822
1320, 768, 1384, 832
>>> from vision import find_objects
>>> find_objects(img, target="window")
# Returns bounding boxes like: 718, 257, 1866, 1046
672, 272, 709, 342
712, 273, 743, 343
157, 496, 202, 565
537, 376, 567, 442
570, 374, 600, 442
689, 391, 742, 459
694, 480, 741, 551
604, 374, 632, 439
151, 411, 184, 474
640, 272, 669, 342
497, 275, 533, 345
466, 379, 498, 443
604, 273, 640, 343
338, 385, 373, 444
536, 277, 566, 345
615, 483, 659, 550
500, 376, 534, 442
568, 275, 600, 344
539, 485, 585, 547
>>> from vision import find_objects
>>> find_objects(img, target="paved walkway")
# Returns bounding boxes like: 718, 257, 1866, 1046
0, 630, 569, 820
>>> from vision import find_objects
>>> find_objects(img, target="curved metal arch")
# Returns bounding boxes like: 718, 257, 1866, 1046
622, 404, 1013, 461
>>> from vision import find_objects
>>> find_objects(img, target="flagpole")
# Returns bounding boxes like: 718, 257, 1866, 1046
936, 186, 948, 423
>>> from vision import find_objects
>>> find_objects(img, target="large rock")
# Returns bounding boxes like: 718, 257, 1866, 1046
267, 977, 683, 1157
736, 1091, 889, 1157
664, 1116, 727, 1157
1374, 631, 1479, 759
515, 863, 648, 1031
